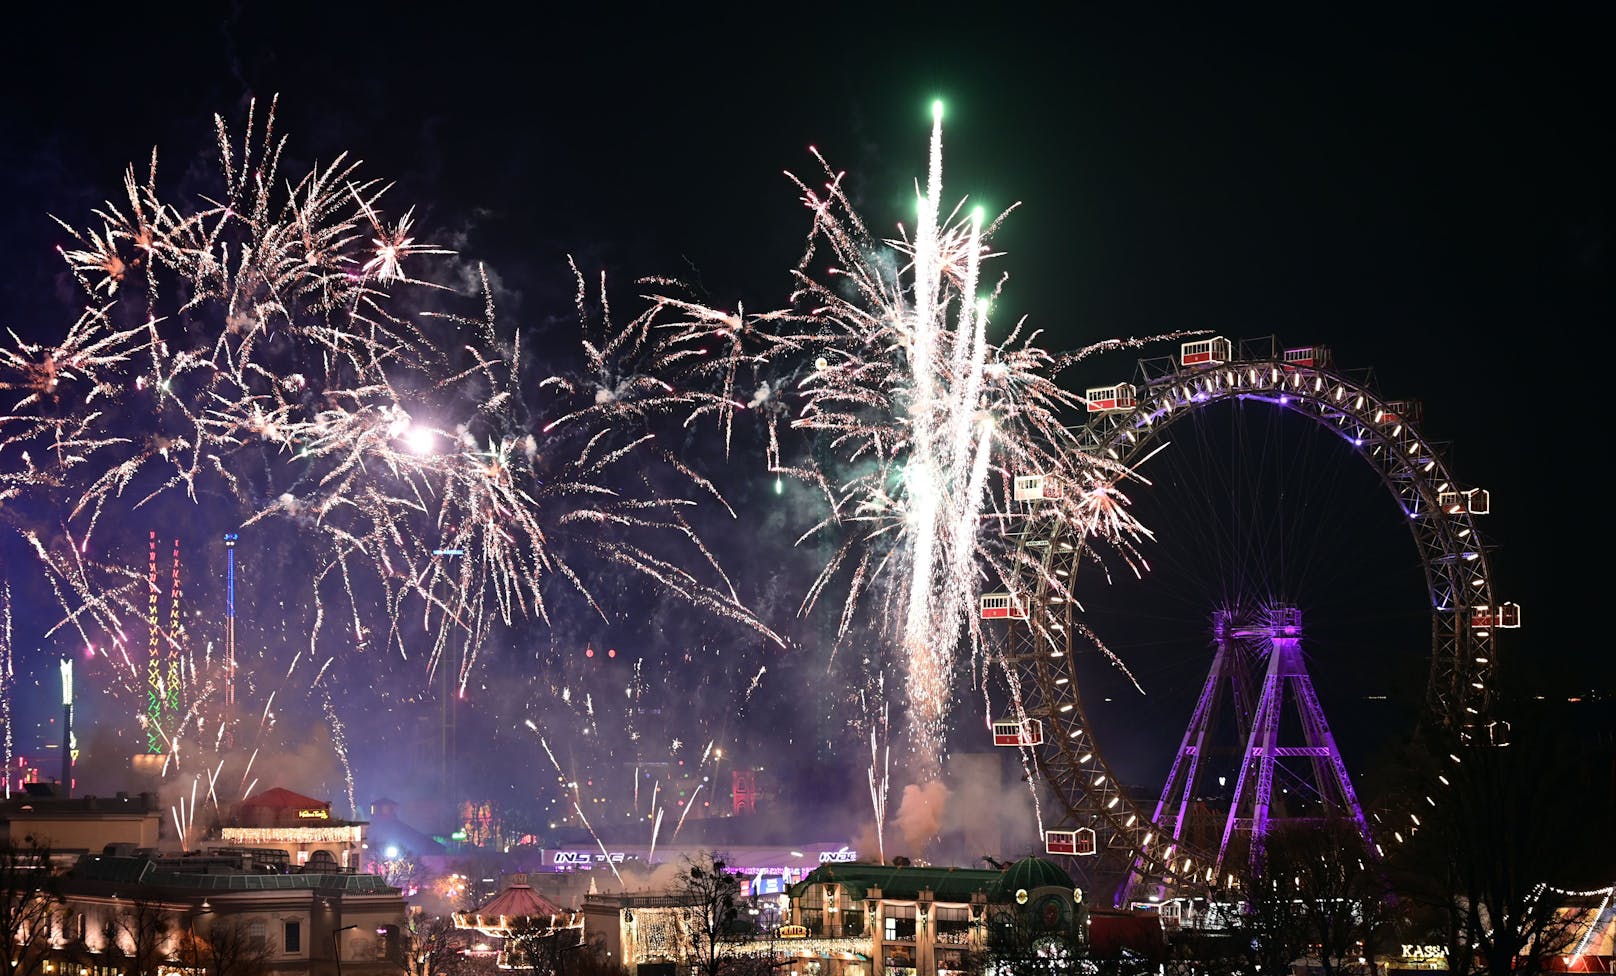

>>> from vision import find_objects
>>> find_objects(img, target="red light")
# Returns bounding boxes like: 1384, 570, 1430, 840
585, 647, 594, 658
607, 648, 616, 658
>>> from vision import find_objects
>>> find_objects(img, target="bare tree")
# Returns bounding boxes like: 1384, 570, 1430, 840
378, 853, 420, 892
671, 852, 780, 976
0, 840, 59, 976
403, 911, 474, 976
1216, 819, 1391, 976
1265, 820, 1390, 976
200, 916, 278, 976
106, 895, 175, 976
1161, 911, 1250, 976
1391, 712, 1589, 976
503, 915, 585, 976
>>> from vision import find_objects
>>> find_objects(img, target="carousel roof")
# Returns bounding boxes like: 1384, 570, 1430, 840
452, 875, 572, 936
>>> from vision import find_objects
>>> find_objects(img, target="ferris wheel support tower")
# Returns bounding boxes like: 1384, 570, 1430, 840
1216, 605, 1371, 877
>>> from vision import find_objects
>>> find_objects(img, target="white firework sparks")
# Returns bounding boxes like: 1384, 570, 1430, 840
0, 96, 774, 796
639, 102, 1167, 768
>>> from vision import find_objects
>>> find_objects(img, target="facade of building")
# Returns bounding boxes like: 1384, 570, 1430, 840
0, 791, 162, 852
784, 859, 1082, 976
580, 856, 1087, 976
220, 788, 367, 870
48, 851, 408, 976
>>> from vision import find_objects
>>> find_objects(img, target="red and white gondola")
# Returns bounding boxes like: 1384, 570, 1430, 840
1045, 827, 1097, 856
980, 593, 1026, 619
1180, 336, 1232, 368
992, 717, 1043, 747
1084, 382, 1137, 413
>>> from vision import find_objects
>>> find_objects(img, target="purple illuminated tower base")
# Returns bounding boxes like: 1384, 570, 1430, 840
1129, 604, 1372, 899
1219, 605, 1371, 875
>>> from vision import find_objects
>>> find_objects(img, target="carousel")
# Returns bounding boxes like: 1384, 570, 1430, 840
451, 874, 585, 969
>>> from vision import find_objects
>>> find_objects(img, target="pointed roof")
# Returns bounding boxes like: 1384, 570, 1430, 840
474, 880, 566, 919
452, 874, 572, 937
240, 787, 327, 810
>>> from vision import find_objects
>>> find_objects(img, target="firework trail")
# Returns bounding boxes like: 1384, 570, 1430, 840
0, 96, 776, 794
321, 691, 356, 818
239, 747, 259, 794
523, 722, 568, 785
672, 781, 705, 838
864, 683, 890, 864
638, 102, 1167, 768
647, 804, 665, 865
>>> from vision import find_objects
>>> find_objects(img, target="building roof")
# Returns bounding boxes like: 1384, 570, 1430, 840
69, 855, 398, 893
0, 792, 161, 820
366, 808, 446, 857
453, 875, 572, 936
472, 880, 566, 918
994, 856, 1074, 898
789, 857, 1075, 905
789, 863, 1002, 903
239, 787, 327, 811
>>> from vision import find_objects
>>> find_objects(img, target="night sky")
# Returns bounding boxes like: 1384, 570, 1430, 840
0, 5, 1607, 845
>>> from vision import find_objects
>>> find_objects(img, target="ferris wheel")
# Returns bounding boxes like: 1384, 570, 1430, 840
984, 335, 1519, 901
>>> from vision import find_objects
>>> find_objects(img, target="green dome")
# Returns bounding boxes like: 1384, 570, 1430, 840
994, 856, 1074, 899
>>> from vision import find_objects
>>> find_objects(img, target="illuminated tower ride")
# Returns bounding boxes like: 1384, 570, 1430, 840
143, 532, 191, 755
167, 538, 184, 717
145, 531, 163, 753
222, 533, 238, 748
1214, 605, 1370, 875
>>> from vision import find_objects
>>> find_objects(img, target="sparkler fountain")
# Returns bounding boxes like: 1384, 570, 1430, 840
641, 101, 1165, 781
59, 656, 74, 796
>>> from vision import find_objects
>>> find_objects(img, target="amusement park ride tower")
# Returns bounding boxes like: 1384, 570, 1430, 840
1220, 606, 1371, 871
143, 531, 189, 756
1131, 604, 1371, 893
222, 533, 239, 748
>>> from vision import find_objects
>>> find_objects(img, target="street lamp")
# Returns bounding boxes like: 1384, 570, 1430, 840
333, 925, 358, 976
185, 903, 214, 975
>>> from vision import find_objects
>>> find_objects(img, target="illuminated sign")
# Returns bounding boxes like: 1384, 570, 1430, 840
1400, 946, 1448, 962
297, 809, 330, 820
552, 851, 640, 865
818, 847, 858, 863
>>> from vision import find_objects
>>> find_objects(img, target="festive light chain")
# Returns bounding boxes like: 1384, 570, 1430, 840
221, 825, 363, 844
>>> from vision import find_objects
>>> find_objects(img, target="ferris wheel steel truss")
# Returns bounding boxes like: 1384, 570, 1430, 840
997, 335, 1507, 893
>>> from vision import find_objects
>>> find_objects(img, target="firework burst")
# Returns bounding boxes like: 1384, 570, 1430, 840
0, 96, 772, 798
638, 102, 1168, 768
